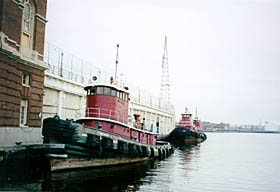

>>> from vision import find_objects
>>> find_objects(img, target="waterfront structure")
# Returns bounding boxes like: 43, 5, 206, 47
0, 0, 48, 146
42, 43, 175, 137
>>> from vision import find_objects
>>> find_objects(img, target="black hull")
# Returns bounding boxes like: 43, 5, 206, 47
160, 127, 207, 147
42, 116, 174, 171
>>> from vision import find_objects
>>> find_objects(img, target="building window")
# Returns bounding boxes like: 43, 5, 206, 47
24, 3, 31, 31
20, 99, 28, 126
21, 0, 34, 49
22, 72, 30, 86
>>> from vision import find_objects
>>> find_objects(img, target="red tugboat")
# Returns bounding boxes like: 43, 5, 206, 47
42, 78, 173, 171
160, 107, 207, 146
78, 80, 156, 145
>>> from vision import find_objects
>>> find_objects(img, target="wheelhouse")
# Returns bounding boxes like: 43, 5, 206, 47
84, 84, 129, 124
177, 108, 194, 129
193, 117, 200, 127
77, 83, 157, 145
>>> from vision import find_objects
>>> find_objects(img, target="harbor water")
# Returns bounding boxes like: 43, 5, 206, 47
1, 133, 280, 191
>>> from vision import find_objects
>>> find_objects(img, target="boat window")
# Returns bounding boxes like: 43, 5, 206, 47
90, 87, 96, 95
111, 89, 116, 96
87, 89, 90, 96
104, 87, 111, 95
119, 92, 122, 99
124, 93, 127, 101
116, 91, 120, 98
96, 87, 103, 94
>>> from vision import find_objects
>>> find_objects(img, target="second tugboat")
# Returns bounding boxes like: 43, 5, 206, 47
161, 107, 207, 146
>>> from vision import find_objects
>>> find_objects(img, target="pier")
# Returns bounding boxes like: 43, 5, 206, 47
0, 0, 177, 185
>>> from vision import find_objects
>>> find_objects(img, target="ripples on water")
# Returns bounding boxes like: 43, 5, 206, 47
1, 133, 280, 192
139, 133, 280, 192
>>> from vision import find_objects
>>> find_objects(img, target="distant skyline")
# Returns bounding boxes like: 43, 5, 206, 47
45, 0, 280, 125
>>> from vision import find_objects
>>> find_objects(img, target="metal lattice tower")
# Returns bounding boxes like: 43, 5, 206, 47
160, 36, 170, 101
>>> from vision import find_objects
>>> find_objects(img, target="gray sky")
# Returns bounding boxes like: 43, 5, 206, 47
45, 0, 280, 125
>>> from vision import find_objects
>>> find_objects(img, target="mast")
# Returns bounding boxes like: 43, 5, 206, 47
160, 36, 170, 101
115, 44, 119, 80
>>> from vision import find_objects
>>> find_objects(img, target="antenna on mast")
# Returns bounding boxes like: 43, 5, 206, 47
115, 44, 119, 80
160, 36, 170, 101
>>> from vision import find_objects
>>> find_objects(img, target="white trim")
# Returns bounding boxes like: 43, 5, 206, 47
38, 53, 44, 59
22, 84, 30, 88
6, 37, 20, 49
85, 83, 130, 94
35, 13, 48, 24
12, 0, 24, 8
78, 117, 158, 135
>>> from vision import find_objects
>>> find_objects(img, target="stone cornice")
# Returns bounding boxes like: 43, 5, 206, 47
0, 48, 48, 71
0, 32, 47, 71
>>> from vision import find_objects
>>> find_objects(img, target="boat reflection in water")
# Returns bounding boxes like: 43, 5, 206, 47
0, 160, 159, 191
43, 160, 161, 192
177, 143, 201, 152
176, 143, 201, 168
0, 145, 201, 191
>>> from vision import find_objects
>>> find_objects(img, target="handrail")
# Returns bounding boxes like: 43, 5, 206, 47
85, 107, 128, 124
177, 121, 193, 125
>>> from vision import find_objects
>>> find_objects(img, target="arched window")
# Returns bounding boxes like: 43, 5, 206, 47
21, 0, 35, 49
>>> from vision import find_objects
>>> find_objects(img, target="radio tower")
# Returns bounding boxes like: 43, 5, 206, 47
160, 36, 170, 101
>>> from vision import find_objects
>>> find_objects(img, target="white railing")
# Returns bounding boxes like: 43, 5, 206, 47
84, 107, 128, 124
177, 121, 193, 127
44, 42, 112, 85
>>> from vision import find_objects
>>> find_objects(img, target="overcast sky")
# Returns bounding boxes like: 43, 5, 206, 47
45, 0, 280, 125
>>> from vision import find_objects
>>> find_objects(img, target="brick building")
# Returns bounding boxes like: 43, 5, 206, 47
0, 0, 48, 145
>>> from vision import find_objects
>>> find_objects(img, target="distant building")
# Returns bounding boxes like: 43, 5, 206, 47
201, 121, 214, 131
264, 121, 280, 131
201, 121, 230, 131
0, 0, 48, 146
240, 124, 265, 131
213, 122, 230, 130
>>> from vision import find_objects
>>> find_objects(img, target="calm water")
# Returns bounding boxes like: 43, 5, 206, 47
1, 133, 280, 191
